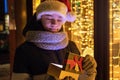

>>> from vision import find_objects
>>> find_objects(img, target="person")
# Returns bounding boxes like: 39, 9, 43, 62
12, 0, 97, 80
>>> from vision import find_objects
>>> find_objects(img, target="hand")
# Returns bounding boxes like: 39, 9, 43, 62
82, 55, 97, 73
78, 55, 97, 80
61, 76, 75, 80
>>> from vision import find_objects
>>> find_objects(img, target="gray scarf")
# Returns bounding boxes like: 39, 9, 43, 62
26, 31, 68, 50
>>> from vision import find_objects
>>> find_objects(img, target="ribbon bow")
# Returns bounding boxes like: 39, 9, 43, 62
66, 56, 83, 72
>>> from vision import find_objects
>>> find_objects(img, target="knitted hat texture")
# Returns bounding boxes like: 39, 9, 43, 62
36, 0, 76, 22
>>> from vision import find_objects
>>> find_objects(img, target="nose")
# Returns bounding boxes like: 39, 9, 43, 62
51, 19, 58, 25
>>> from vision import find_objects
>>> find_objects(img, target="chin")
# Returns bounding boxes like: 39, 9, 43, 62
51, 31, 58, 33
50, 30, 59, 33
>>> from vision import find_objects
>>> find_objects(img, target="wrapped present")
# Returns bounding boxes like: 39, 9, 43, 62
63, 52, 83, 74
47, 63, 79, 80
47, 53, 83, 80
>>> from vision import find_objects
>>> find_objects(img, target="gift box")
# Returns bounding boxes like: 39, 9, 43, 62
47, 63, 79, 80
63, 52, 83, 74
47, 52, 83, 80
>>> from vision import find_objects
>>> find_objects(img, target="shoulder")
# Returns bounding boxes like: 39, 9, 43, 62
17, 41, 35, 48
67, 40, 80, 55
15, 41, 37, 53
68, 40, 76, 46
67, 40, 78, 49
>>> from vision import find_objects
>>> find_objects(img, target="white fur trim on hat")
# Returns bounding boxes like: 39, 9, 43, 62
67, 11, 76, 22
36, 1, 68, 21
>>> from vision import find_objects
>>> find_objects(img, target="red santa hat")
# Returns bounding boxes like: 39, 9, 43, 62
58, 0, 76, 22
36, 0, 76, 22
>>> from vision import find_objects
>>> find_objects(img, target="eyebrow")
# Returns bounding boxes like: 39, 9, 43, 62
44, 14, 63, 18
44, 14, 52, 17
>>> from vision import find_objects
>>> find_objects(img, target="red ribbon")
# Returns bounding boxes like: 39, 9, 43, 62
66, 56, 83, 71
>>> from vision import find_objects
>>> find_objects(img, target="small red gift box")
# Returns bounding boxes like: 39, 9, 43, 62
63, 52, 83, 74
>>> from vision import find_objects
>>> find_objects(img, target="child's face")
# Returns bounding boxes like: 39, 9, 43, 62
41, 14, 65, 33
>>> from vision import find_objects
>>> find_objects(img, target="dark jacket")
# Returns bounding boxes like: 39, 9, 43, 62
13, 13, 80, 78
13, 40, 80, 77
12, 13, 96, 80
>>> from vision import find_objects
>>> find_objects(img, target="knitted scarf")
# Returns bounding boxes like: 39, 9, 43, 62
26, 31, 68, 50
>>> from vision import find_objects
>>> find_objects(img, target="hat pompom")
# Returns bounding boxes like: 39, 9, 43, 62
58, 0, 76, 22
66, 11, 76, 22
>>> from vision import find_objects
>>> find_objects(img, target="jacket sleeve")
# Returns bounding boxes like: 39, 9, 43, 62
12, 73, 30, 80
33, 74, 55, 80
12, 73, 55, 80
13, 46, 30, 74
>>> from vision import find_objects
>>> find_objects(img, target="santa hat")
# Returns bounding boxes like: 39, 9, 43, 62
36, 0, 76, 22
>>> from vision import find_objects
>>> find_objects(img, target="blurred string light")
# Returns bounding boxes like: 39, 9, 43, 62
69, 0, 94, 57
110, 0, 120, 80
4, 0, 9, 34
33, 0, 40, 14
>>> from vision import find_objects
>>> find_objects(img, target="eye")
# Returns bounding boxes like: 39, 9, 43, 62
57, 19, 63, 22
46, 17, 52, 20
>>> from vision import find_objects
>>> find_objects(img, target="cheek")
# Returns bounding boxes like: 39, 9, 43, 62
58, 25, 62, 29
56, 24, 63, 30
41, 20, 50, 28
43, 24, 51, 30
59, 23, 64, 28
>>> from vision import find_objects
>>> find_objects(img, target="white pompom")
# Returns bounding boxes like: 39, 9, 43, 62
66, 12, 76, 22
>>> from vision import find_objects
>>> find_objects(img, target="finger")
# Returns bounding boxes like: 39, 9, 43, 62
69, 76, 72, 80
82, 55, 92, 68
82, 61, 90, 69
83, 55, 97, 69
83, 62, 93, 70
82, 55, 96, 70
63, 76, 69, 80
82, 55, 92, 63
83, 60, 97, 71
83, 62, 94, 71
69, 76, 74, 80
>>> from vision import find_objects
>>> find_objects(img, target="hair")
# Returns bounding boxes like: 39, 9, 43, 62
22, 13, 45, 36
